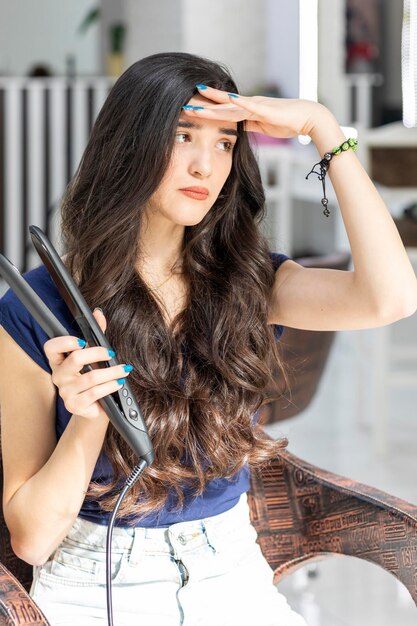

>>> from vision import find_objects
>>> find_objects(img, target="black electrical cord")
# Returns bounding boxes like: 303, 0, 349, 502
106, 459, 148, 626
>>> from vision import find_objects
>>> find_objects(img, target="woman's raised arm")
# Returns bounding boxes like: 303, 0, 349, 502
184, 86, 417, 331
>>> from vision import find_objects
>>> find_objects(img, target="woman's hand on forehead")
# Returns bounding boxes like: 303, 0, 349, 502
182, 84, 331, 141
182, 86, 245, 121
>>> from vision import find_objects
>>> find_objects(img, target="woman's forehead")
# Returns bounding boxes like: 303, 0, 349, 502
187, 93, 209, 105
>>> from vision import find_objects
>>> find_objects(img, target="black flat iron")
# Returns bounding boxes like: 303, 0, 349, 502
0, 225, 154, 467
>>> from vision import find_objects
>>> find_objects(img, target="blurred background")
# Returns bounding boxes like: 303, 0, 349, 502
0, 1, 416, 624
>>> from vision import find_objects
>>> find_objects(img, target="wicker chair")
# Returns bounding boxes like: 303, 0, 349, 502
249, 438, 417, 602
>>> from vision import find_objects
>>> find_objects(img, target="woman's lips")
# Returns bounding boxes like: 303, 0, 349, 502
179, 189, 209, 200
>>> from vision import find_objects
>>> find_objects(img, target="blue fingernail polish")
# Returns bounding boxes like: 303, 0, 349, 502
123, 364, 134, 373
108, 349, 116, 358
77, 338, 86, 347
182, 105, 193, 110
117, 378, 126, 386
228, 93, 239, 98
193, 106, 204, 110
196, 84, 207, 90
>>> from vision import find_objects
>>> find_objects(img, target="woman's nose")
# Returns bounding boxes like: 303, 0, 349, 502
188, 151, 212, 178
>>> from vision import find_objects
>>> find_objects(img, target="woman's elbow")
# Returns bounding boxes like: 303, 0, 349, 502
402, 281, 417, 318
377, 294, 417, 324
10, 533, 51, 567
395, 296, 417, 321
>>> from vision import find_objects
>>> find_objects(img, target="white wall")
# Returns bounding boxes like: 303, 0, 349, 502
265, 0, 299, 98
124, 0, 182, 64
182, 0, 265, 94
0, 0, 100, 76
124, 0, 266, 93
318, 0, 349, 124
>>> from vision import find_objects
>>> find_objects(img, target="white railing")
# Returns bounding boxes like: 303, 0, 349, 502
0, 76, 115, 287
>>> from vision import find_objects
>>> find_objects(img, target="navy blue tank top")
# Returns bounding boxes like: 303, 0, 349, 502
0, 252, 290, 527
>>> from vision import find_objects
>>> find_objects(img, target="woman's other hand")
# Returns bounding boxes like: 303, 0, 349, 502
43, 308, 133, 421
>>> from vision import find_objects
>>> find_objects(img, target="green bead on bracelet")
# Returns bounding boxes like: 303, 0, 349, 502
331, 137, 358, 156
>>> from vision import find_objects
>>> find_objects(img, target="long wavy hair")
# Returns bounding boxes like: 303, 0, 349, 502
60, 51, 291, 521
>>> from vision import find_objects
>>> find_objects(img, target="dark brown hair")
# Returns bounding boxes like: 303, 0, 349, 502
60, 51, 291, 521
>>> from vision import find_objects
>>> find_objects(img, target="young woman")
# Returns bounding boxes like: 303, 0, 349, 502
0, 52, 416, 626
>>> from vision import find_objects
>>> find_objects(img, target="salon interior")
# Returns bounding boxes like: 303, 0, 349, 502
0, 1, 417, 625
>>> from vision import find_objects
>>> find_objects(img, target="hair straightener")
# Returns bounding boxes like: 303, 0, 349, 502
0, 225, 155, 626
0, 225, 154, 465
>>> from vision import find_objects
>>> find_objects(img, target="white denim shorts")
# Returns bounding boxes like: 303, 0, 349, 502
30, 492, 307, 626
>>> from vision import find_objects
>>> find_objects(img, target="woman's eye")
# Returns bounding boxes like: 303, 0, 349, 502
218, 140, 233, 152
175, 132, 190, 143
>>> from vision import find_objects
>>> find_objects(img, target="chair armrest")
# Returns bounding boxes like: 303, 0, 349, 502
248, 434, 417, 605
0, 563, 50, 625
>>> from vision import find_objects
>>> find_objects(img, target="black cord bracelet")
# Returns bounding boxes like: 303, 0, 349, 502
305, 138, 358, 217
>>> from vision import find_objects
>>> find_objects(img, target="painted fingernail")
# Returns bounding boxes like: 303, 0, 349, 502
182, 105, 193, 110
228, 93, 239, 98
117, 378, 126, 386
108, 349, 116, 358
192, 106, 204, 110
77, 338, 86, 347
123, 364, 134, 373
196, 84, 207, 89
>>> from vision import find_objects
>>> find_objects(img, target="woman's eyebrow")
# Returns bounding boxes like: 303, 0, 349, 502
177, 120, 238, 137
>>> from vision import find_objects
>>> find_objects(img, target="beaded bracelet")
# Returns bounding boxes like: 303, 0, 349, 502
305, 138, 358, 217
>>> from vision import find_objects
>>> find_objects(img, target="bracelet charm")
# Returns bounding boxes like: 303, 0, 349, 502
305, 138, 358, 216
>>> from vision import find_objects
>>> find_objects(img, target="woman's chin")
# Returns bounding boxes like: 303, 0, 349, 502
168, 208, 212, 227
